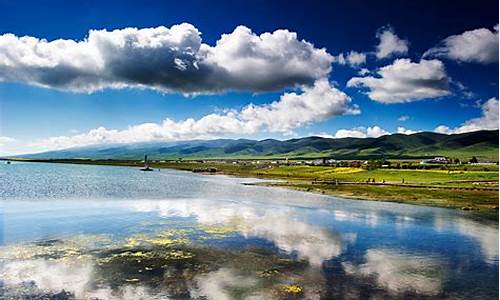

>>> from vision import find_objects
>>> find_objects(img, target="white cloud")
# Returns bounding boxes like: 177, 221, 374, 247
331, 125, 420, 138
347, 59, 450, 103
0, 136, 16, 155
333, 51, 366, 67
29, 79, 359, 151
239, 79, 360, 133
358, 68, 370, 76
434, 97, 499, 134
397, 115, 409, 122
452, 80, 476, 100
0, 23, 333, 93
433, 125, 451, 134
0, 136, 15, 144
346, 51, 367, 65
396, 127, 418, 135
375, 27, 409, 59
310, 132, 335, 139
334, 126, 389, 138
424, 25, 499, 64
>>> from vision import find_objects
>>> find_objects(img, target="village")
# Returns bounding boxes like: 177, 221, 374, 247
149, 155, 498, 171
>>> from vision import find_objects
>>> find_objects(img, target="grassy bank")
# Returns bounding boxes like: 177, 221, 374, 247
12, 159, 499, 219
271, 182, 498, 217
156, 162, 499, 215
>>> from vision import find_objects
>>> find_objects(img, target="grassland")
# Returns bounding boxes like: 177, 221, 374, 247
12, 158, 499, 219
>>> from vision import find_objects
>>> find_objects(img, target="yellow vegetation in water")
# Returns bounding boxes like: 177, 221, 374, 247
97, 251, 153, 264
120, 251, 150, 258
123, 229, 190, 248
198, 218, 241, 237
123, 237, 142, 248
148, 238, 178, 246
258, 269, 280, 278
0, 235, 111, 261
199, 225, 235, 235
164, 250, 194, 260
283, 285, 303, 294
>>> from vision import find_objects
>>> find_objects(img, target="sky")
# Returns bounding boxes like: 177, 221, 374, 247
0, 0, 498, 155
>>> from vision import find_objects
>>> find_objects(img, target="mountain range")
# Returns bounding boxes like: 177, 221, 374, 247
16, 130, 499, 161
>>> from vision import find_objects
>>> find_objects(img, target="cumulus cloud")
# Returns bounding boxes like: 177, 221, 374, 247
330, 125, 419, 138
434, 125, 460, 135
334, 126, 389, 138
333, 51, 366, 67
424, 25, 499, 64
29, 79, 359, 151
434, 97, 499, 134
0, 23, 333, 93
347, 59, 450, 103
375, 27, 409, 59
396, 126, 418, 135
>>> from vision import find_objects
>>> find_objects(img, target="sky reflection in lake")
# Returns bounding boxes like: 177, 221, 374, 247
0, 162, 498, 299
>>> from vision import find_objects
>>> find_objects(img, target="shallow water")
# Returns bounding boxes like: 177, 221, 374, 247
0, 162, 498, 299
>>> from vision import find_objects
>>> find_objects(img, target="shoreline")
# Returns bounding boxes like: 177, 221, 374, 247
8, 159, 499, 220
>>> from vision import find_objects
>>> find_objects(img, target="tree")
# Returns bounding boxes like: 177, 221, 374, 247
469, 156, 478, 164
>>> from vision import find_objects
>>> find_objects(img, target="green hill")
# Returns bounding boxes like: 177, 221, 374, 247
15, 130, 499, 161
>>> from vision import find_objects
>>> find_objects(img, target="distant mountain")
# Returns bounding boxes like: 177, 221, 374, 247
16, 130, 499, 161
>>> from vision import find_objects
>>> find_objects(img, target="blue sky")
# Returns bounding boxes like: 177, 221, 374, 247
0, 0, 498, 154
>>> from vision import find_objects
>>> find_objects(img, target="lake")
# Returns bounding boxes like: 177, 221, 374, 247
0, 162, 498, 299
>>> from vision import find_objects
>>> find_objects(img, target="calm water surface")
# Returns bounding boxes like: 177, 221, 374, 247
0, 162, 498, 299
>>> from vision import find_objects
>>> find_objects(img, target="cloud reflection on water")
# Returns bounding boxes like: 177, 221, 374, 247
456, 218, 499, 264
192, 268, 258, 300
128, 199, 348, 266
0, 259, 161, 299
433, 215, 499, 264
343, 248, 444, 296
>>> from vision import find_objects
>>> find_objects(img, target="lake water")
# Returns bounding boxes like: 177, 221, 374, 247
0, 162, 498, 299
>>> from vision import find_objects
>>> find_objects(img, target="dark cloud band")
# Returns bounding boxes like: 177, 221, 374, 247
0, 24, 333, 94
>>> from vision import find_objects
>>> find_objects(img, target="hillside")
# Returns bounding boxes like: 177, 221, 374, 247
16, 130, 499, 161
